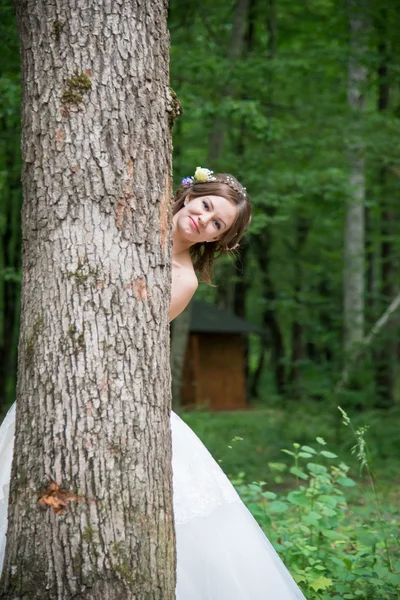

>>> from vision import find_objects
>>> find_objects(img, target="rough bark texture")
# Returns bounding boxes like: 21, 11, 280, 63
1, 1, 176, 598
344, 1, 367, 353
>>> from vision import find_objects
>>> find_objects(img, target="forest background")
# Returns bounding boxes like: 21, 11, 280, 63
0, 0, 399, 597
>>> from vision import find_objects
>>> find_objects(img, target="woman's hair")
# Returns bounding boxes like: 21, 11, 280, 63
172, 173, 252, 285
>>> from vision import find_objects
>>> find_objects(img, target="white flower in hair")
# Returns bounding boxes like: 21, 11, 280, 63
193, 167, 215, 182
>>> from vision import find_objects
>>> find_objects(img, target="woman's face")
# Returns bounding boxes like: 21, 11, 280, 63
174, 194, 238, 245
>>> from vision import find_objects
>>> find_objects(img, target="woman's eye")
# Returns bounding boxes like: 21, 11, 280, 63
203, 201, 209, 210
214, 220, 221, 230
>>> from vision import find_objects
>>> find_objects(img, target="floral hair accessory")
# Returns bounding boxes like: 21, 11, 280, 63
181, 166, 216, 187
180, 167, 247, 199
193, 167, 216, 182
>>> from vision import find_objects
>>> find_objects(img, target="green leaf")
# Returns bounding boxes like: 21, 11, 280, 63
268, 462, 287, 472
281, 449, 295, 457
268, 500, 289, 513
293, 572, 307, 584
309, 575, 333, 592
321, 529, 346, 540
300, 445, 317, 454
248, 483, 262, 493
287, 490, 309, 506
302, 511, 322, 526
262, 491, 277, 499
316, 437, 327, 445
307, 463, 328, 475
298, 451, 313, 458
337, 476, 356, 487
320, 450, 338, 458
289, 466, 309, 480
388, 572, 400, 586
317, 495, 338, 508
321, 506, 337, 517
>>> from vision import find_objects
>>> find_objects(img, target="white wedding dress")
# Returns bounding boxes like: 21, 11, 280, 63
0, 404, 306, 599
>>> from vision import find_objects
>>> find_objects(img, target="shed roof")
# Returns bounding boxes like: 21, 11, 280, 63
189, 299, 261, 334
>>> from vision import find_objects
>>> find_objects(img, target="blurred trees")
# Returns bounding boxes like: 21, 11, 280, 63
1, 0, 400, 412
169, 0, 400, 409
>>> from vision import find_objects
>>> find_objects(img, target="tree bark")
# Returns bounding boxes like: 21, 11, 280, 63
344, 0, 367, 353
1, 1, 175, 598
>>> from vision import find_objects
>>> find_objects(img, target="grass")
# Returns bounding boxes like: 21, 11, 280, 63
177, 402, 400, 486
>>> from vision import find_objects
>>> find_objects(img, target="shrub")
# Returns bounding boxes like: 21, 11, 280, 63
232, 429, 400, 599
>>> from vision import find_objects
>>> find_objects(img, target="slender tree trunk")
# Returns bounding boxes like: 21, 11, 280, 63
170, 303, 192, 410
207, 0, 250, 164
1, 1, 176, 598
374, 7, 397, 407
249, 0, 285, 398
252, 234, 286, 397
344, 0, 367, 353
233, 239, 250, 396
288, 215, 309, 395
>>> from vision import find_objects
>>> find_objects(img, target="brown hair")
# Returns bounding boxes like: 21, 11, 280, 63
172, 173, 252, 284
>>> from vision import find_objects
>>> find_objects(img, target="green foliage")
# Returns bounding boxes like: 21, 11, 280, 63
169, 0, 400, 409
182, 403, 398, 598
232, 437, 400, 599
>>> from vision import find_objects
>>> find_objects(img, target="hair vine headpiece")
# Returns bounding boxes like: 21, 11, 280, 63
181, 166, 247, 199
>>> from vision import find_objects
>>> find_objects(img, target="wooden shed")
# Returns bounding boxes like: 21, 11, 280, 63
180, 300, 260, 411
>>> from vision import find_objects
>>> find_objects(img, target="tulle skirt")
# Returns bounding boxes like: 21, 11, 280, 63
0, 404, 306, 599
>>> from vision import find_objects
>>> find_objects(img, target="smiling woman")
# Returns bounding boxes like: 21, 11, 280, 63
167, 167, 306, 599
169, 169, 251, 321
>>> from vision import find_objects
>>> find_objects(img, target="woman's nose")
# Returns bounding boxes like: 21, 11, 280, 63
199, 214, 211, 227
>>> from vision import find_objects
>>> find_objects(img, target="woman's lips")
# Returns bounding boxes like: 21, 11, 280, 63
189, 216, 199, 233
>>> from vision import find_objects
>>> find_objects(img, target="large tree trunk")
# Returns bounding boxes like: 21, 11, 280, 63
1, 1, 176, 599
344, 0, 367, 353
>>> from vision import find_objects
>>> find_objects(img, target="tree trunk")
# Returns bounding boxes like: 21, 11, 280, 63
249, 0, 285, 399
233, 240, 250, 397
170, 303, 192, 410
288, 215, 309, 395
207, 0, 250, 164
1, 1, 176, 598
344, 0, 367, 353
252, 234, 286, 397
373, 6, 398, 408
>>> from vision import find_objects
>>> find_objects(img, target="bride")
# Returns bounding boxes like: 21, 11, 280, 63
0, 168, 306, 599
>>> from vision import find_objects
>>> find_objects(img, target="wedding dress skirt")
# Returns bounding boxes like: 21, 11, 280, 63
0, 404, 306, 599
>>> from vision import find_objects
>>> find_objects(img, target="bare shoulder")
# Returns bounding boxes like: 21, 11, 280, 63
169, 260, 198, 322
